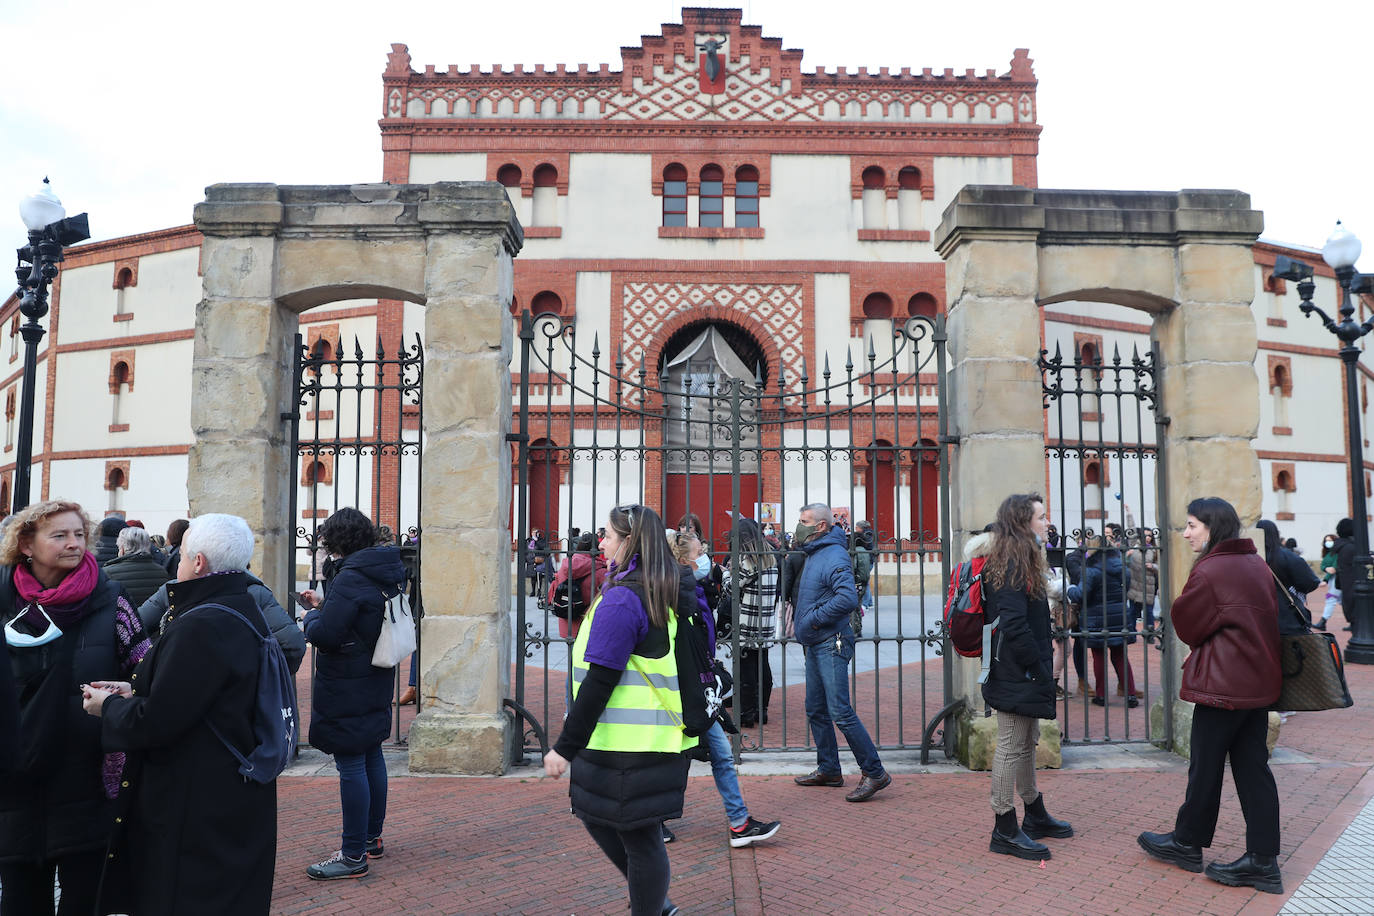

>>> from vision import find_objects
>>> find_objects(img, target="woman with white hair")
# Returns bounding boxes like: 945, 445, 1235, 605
81, 513, 277, 916
103, 524, 173, 607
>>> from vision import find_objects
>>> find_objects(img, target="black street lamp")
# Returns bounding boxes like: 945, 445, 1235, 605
1273, 221, 1374, 664
11, 179, 89, 513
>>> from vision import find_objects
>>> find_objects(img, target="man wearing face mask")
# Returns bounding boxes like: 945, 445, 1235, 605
790, 503, 891, 802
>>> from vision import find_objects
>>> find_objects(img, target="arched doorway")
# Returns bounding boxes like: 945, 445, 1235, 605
658, 320, 765, 548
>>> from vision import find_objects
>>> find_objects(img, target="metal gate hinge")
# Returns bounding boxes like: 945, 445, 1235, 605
506, 433, 528, 443
281, 411, 299, 422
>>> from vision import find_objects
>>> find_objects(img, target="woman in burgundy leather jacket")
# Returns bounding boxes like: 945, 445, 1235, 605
1137, 497, 1283, 895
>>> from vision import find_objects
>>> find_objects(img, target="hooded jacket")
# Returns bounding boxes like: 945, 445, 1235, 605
973, 532, 1056, 720
792, 525, 858, 646
1172, 538, 1280, 710
1067, 548, 1133, 647
303, 545, 407, 755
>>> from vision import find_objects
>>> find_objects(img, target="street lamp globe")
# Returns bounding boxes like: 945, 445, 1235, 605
1322, 220, 1362, 271
19, 178, 65, 232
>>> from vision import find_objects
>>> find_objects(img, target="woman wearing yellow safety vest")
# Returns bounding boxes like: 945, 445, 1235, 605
544, 504, 695, 916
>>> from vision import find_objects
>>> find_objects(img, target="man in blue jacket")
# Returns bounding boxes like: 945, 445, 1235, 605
791, 502, 892, 802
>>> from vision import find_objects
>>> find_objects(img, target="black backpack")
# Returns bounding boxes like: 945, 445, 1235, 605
193, 603, 299, 784
673, 598, 732, 739
551, 571, 590, 621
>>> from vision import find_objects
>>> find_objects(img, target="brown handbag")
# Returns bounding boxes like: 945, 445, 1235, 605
1268, 569, 1354, 711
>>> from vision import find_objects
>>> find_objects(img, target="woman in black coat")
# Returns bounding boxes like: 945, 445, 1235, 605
301, 508, 406, 880
1066, 541, 1138, 706
1, 500, 149, 916
83, 513, 276, 916
1256, 520, 1320, 628
981, 493, 1073, 862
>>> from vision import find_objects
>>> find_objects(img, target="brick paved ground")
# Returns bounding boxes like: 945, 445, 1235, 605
273, 603, 1374, 915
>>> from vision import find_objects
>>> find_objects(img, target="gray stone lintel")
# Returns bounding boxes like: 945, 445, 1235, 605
935, 185, 1263, 256
194, 182, 524, 255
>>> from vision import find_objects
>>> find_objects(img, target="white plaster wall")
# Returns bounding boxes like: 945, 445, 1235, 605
407, 153, 487, 184
1260, 459, 1350, 554
47, 454, 189, 531
51, 341, 193, 452
57, 247, 199, 346
813, 273, 851, 392
571, 272, 612, 361
931, 156, 1014, 222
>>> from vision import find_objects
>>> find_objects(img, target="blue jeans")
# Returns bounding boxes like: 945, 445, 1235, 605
704, 721, 749, 827
803, 635, 884, 777
336, 744, 388, 859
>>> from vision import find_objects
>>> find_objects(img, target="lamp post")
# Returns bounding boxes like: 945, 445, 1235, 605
11, 179, 89, 513
1273, 222, 1374, 664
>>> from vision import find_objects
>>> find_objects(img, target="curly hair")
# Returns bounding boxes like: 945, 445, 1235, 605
315, 507, 378, 559
982, 493, 1048, 598
0, 500, 94, 567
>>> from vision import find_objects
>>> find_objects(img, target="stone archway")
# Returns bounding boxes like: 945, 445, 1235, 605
192, 182, 523, 774
934, 186, 1264, 758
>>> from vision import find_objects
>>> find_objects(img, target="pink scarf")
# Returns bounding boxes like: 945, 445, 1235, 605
12, 552, 101, 630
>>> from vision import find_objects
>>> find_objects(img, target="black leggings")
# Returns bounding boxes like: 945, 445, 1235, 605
0, 850, 105, 916
583, 821, 671, 916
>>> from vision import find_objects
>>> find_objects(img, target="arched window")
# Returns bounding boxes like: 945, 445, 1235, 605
907, 293, 937, 317
861, 166, 887, 230
531, 291, 563, 316
1269, 358, 1292, 433
862, 293, 894, 319
1082, 457, 1107, 519
115, 267, 134, 289
910, 439, 940, 544
1275, 468, 1295, 515
735, 165, 759, 228
699, 164, 724, 227
497, 164, 522, 190
110, 361, 131, 429
106, 466, 126, 512
897, 166, 922, 231
662, 164, 688, 227
532, 164, 558, 226
528, 438, 561, 537
303, 460, 327, 487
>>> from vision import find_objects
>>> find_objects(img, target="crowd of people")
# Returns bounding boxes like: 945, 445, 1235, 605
0, 486, 1344, 912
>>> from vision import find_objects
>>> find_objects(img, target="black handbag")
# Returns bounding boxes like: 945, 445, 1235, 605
1269, 569, 1354, 711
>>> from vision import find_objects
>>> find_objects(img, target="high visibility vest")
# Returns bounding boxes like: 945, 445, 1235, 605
571, 594, 697, 754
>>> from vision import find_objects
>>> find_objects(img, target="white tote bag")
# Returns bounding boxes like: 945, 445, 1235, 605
371, 589, 417, 669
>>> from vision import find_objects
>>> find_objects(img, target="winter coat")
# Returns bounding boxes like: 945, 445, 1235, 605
103, 551, 173, 608
1172, 538, 1280, 710
1125, 547, 1159, 605
303, 545, 406, 755
1067, 549, 1134, 647
100, 571, 275, 916
1332, 536, 1360, 592
0, 567, 134, 864
138, 573, 307, 675
1270, 546, 1320, 597
792, 525, 858, 646
974, 533, 1055, 720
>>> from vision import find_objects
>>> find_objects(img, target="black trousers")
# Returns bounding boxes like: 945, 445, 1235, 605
583, 821, 671, 916
1174, 704, 1280, 856
738, 647, 773, 724
0, 850, 104, 916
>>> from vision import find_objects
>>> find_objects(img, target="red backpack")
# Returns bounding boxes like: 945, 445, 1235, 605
943, 556, 989, 657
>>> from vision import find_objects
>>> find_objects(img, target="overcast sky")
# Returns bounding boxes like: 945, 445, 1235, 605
3, 0, 1371, 269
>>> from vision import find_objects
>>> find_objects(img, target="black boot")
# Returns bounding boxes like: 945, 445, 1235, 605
990, 809, 1051, 861
1136, 830, 1202, 873
1204, 852, 1283, 895
1022, 793, 1073, 839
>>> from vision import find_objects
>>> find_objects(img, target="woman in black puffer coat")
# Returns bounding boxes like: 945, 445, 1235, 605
1067, 541, 1137, 706
300, 508, 406, 880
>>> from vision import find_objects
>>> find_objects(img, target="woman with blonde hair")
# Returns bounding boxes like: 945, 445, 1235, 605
0, 500, 150, 914
981, 493, 1073, 861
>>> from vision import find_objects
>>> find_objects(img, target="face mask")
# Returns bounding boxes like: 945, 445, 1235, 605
694, 553, 710, 579
764, 526, 774, 537
5, 605, 62, 648
1325, 541, 1335, 549
794, 522, 819, 545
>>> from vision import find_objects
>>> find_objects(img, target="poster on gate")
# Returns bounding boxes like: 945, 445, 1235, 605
755, 502, 782, 525
832, 507, 851, 530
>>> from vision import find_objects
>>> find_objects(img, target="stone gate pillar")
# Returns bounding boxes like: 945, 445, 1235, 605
934, 186, 1265, 763
934, 188, 1051, 766
191, 182, 523, 775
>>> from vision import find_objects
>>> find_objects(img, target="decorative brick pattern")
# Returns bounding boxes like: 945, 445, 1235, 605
619, 280, 804, 400
112, 259, 139, 289
104, 460, 130, 490
1272, 461, 1296, 491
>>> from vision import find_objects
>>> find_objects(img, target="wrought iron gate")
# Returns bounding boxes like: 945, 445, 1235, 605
510, 310, 951, 761
1040, 340, 1174, 747
286, 331, 424, 744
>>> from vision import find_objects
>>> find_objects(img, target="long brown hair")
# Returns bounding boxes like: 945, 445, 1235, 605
607, 504, 677, 629
982, 493, 1047, 598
